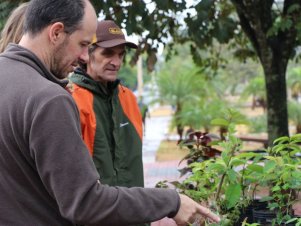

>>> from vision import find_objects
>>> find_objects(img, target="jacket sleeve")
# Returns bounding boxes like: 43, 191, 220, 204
29, 91, 180, 225
71, 84, 96, 156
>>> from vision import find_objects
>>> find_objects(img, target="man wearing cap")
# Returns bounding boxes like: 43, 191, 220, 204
69, 20, 144, 190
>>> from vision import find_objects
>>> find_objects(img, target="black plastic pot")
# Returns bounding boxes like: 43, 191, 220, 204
234, 200, 268, 225
252, 209, 276, 225
233, 210, 253, 226
253, 209, 296, 226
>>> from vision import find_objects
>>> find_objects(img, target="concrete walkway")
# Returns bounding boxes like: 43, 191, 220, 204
142, 108, 185, 188
141, 108, 184, 225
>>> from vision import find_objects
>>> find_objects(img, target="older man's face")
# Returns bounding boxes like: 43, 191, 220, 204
87, 44, 126, 84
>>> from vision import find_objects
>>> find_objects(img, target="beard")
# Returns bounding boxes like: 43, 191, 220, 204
50, 38, 72, 79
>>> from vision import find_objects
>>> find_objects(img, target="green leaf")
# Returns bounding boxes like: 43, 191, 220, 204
286, 218, 298, 224
273, 136, 289, 145
272, 144, 287, 154
269, 202, 279, 209
287, 4, 301, 14
214, 18, 236, 43
280, 18, 293, 31
221, 151, 230, 164
211, 118, 229, 127
207, 163, 226, 173
229, 158, 245, 167
272, 185, 281, 192
263, 160, 277, 173
195, 0, 214, 11
227, 168, 238, 183
236, 152, 260, 160
246, 164, 264, 173
225, 183, 241, 209
291, 133, 301, 141
260, 196, 273, 202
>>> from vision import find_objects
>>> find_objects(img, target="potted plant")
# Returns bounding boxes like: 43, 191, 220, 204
171, 109, 262, 225
249, 134, 301, 225
157, 109, 301, 225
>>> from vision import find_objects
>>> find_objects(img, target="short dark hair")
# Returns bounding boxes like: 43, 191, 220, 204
24, 0, 86, 36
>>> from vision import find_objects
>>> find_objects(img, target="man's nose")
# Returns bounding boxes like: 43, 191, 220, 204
78, 48, 89, 64
111, 54, 122, 67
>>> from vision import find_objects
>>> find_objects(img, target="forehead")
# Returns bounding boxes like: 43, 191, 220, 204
71, 1, 97, 43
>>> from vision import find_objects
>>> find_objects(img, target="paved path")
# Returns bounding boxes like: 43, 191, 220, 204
142, 114, 185, 188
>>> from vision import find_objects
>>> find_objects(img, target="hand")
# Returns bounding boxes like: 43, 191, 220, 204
172, 194, 220, 225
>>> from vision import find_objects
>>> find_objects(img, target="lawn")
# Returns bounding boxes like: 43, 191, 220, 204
155, 140, 189, 162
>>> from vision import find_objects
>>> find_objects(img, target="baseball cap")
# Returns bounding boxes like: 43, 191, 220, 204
91, 20, 138, 49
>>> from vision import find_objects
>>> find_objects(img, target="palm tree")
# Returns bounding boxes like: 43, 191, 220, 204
179, 98, 228, 134
154, 66, 206, 142
288, 100, 301, 134
241, 76, 266, 111
287, 67, 301, 101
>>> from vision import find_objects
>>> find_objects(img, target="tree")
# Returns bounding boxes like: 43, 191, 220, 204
0, 1, 22, 30
154, 64, 206, 142
288, 99, 301, 133
287, 67, 301, 100
118, 54, 151, 90
241, 75, 267, 111
229, 1, 301, 144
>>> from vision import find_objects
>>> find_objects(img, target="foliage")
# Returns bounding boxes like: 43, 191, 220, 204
210, 108, 249, 129
287, 67, 301, 100
171, 109, 257, 225
253, 135, 301, 225
219, 59, 262, 96
240, 76, 266, 111
161, 109, 301, 225
286, 217, 301, 226
178, 98, 228, 132
118, 53, 151, 90
118, 64, 137, 90
240, 76, 265, 101
0, 1, 22, 31
248, 115, 267, 134
288, 100, 301, 133
153, 52, 212, 140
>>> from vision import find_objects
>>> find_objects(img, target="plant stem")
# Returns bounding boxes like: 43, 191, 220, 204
215, 143, 238, 201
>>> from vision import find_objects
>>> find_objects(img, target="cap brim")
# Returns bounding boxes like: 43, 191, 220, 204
95, 39, 138, 49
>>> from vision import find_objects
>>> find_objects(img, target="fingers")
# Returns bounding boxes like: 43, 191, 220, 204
173, 194, 220, 225
197, 206, 220, 223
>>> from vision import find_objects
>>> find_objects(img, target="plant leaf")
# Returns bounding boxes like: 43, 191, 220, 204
211, 118, 229, 127
225, 183, 241, 209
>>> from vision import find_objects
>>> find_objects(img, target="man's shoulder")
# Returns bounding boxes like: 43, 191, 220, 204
118, 85, 136, 96
68, 81, 92, 95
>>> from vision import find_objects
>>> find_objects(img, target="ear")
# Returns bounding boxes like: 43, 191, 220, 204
48, 22, 66, 45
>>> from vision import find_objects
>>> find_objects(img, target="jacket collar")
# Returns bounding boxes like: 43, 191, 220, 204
1, 44, 68, 88
70, 68, 120, 96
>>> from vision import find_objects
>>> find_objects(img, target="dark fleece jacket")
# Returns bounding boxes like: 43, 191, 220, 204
0, 44, 180, 226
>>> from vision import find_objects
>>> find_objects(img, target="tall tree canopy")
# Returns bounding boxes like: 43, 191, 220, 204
2, 0, 301, 144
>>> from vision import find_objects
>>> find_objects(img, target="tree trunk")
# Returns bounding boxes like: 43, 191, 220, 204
296, 124, 301, 134
262, 57, 289, 146
175, 103, 183, 143
230, 0, 298, 146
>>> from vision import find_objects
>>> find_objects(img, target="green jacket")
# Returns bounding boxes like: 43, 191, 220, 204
70, 69, 144, 187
